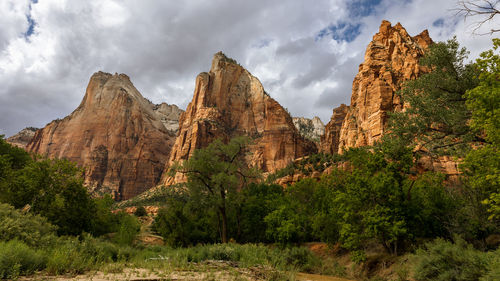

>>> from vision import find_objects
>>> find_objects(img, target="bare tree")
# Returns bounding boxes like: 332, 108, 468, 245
455, 0, 500, 34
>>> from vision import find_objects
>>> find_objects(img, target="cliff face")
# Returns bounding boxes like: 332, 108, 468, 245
292, 116, 325, 142
321, 20, 432, 153
320, 104, 349, 154
153, 103, 183, 132
6, 127, 38, 148
163, 52, 317, 184
27, 72, 180, 200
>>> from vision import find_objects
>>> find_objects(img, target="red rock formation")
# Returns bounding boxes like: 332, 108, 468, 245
163, 52, 316, 184
27, 72, 179, 200
319, 21, 459, 178
320, 104, 348, 154
321, 20, 432, 153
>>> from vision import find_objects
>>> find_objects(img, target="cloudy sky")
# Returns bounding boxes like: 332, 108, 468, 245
0, 0, 497, 136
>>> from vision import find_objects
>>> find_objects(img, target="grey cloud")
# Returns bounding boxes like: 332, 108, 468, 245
0, 0, 496, 136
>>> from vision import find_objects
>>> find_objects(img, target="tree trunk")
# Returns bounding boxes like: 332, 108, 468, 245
220, 206, 228, 243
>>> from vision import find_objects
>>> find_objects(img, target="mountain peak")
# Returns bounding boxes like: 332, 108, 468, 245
211, 51, 240, 72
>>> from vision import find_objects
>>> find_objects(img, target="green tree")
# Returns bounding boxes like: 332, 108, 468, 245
170, 137, 259, 243
152, 188, 218, 246
18, 159, 94, 235
91, 194, 120, 237
0, 137, 32, 170
462, 38, 500, 222
238, 183, 283, 243
326, 148, 455, 256
386, 37, 479, 157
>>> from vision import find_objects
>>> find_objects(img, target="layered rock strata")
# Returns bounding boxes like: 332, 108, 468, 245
319, 104, 349, 154
321, 20, 432, 153
27, 72, 178, 200
163, 52, 317, 184
320, 20, 459, 178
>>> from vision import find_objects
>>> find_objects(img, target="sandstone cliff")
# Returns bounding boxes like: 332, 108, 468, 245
321, 20, 432, 153
319, 104, 348, 154
292, 116, 325, 142
6, 127, 38, 148
163, 52, 317, 184
27, 72, 179, 200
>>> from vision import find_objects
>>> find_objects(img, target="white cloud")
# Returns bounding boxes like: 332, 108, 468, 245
0, 0, 497, 136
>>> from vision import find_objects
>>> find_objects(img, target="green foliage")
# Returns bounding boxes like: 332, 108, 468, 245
264, 177, 339, 245
46, 238, 91, 275
239, 183, 284, 243
134, 205, 147, 217
387, 37, 479, 156
91, 194, 121, 236
462, 38, 500, 223
151, 188, 218, 247
465, 38, 500, 145
0, 240, 46, 279
0, 203, 57, 247
412, 237, 493, 281
0, 137, 31, 170
113, 213, 141, 245
170, 137, 259, 243
482, 248, 500, 281
153, 243, 319, 273
0, 151, 96, 235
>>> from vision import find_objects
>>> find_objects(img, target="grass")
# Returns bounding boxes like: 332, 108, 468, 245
0, 235, 321, 280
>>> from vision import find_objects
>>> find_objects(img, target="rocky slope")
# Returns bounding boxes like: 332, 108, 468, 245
321, 20, 432, 154
6, 127, 38, 148
27, 72, 180, 200
292, 117, 325, 142
163, 52, 317, 184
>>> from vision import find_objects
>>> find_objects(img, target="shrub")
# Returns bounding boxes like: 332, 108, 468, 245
113, 213, 141, 245
46, 239, 90, 275
412, 238, 490, 281
0, 240, 46, 279
0, 203, 57, 247
134, 206, 147, 217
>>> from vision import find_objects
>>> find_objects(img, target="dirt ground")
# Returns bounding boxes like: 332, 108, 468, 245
21, 262, 354, 281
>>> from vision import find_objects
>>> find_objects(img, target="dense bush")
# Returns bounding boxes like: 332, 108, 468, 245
0, 240, 46, 279
134, 206, 147, 217
152, 188, 218, 246
239, 183, 284, 243
0, 203, 57, 247
412, 238, 495, 281
113, 213, 141, 245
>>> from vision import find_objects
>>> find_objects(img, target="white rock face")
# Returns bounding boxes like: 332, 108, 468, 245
152, 103, 183, 132
6, 127, 38, 148
292, 116, 325, 142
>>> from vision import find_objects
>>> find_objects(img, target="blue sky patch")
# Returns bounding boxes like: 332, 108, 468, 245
24, 0, 38, 39
24, 15, 36, 38
317, 22, 362, 43
433, 18, 445, 27
347, 0, 383, 17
